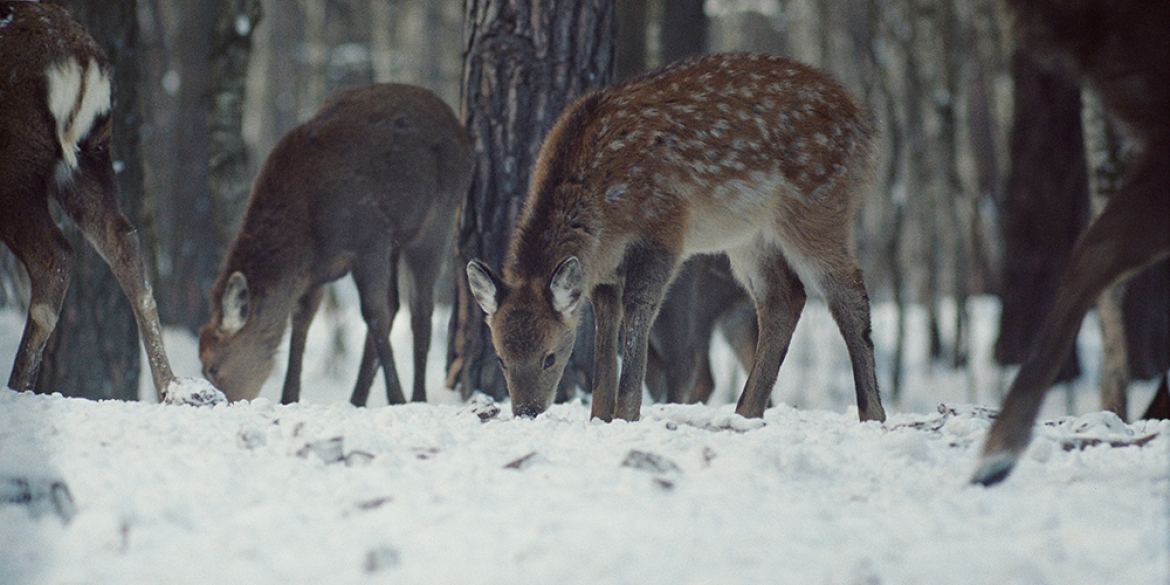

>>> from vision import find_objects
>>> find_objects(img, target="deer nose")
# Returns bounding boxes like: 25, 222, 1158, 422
205, 366, 219, 385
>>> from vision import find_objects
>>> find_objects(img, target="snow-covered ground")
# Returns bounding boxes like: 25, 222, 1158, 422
1, 285, 1167, 584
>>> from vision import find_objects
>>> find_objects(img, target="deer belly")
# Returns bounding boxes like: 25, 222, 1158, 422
681, 173, 785, 255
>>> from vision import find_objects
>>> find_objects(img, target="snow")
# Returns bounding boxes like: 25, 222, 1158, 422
1, 286, 1167, 584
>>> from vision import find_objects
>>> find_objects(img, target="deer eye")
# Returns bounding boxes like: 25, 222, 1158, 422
542, 353, 556, 370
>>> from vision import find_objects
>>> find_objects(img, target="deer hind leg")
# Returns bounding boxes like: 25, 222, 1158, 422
819, 262, 885, 422
614, 246, 676, 421
352, 248, 406, 405
729, 245, 806, 418
404, 244, 443, 403
974, 148, 1170, 485
4, 210, 74, 392
281, 284, 324, 404
60, 189, 175, 398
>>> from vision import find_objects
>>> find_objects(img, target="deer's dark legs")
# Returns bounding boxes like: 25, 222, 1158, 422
975, 147, 1170, 485
352, 248, 406, 405
404, 244, 443, 403
282, 285, 324, 404
3, 205, 73, 392
821, 265, 885, 422
730, 248, 805, 419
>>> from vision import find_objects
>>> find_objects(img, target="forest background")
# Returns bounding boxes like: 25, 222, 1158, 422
1, 0, 1165, 412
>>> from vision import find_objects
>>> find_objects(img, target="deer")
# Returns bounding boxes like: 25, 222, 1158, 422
972, 0, 1170, 485
467, 52, 886, 423
645, 254, 757, 405
0, 1, 221, 405
198, 83, 472, 405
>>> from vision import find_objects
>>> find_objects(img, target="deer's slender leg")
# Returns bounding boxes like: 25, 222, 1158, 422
589, 284, 622, 421
974, 147, 1170, 485
821, 265, 885, 422
282, 284, 324, 404
352, 247, 406, 405
3, 207, 74, 392
61, 190, 175, 398
350, 333, 378, 407
613, 247, 676, 421
404, 244, 443, 403
730, 246, 806, 419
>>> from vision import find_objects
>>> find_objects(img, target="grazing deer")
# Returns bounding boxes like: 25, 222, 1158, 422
973, 0, 1170, 485
467, 53, 886, 422
199, 84, 472, 405
0, 1, 180, 399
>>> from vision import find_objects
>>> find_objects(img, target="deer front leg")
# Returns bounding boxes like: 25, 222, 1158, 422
281, 285, 324, 404
4, 213, 74, 392
589, 284, 622, 421
731, 249, 806, 419
974, 148, 1170, 485
614, 249, 675, 421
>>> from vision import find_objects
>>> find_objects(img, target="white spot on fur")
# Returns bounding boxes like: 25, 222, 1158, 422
605, 183, 627, 202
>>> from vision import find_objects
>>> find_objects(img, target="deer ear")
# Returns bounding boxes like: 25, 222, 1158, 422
467, 260, 502, 316
549, 256, 583, 318
220, 271, 250, 335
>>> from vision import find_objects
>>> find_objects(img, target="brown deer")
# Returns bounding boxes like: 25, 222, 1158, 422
973, 0, 1170, 485
199, 83, 472, 405
0, 1, 186, 401
467, 53, 886, 422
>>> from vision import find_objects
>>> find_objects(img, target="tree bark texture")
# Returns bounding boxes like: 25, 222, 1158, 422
36, 0, 143, 400
1081, 88, 1129, 417
208, 0, 263, 257
152, 0, 219, 332
994, 51, 1088, 383
450, 0, 615, 400
660, 0, 707, 65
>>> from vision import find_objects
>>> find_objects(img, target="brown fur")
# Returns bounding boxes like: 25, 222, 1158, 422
0, 1, 176, 396
974, 0, 1170, 485
199, 84, 472, 405
469, 53, 886, 422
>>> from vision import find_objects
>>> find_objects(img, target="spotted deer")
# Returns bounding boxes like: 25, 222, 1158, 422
973, 0, 1170, 485
199, 83, 472, 405
467, 53, 886, 422
0, 1, 181, 399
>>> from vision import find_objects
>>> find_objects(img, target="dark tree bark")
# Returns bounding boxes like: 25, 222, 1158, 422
615, 0, 648, 80
153, 0, 220, 332
36, 0, 143, 400
449, 0, 615, 400
994, 51, 1089, 382
208, 0, 263, 257
660, 0, 707, 64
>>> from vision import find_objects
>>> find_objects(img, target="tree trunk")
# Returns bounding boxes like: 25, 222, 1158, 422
616, 0, 648, 80
994, 51, 1089, 383
208, 0, 263, 257
153, 0, 220, 332
1081, 88, 1129, 418
449, 0, 615, 400
36, 0, 143, 400
660, 0, 706, 65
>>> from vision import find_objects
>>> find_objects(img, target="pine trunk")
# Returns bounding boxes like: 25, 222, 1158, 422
449, 0, 615, 400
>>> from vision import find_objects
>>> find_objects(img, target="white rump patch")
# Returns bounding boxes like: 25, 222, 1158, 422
46, 58, 112, 183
